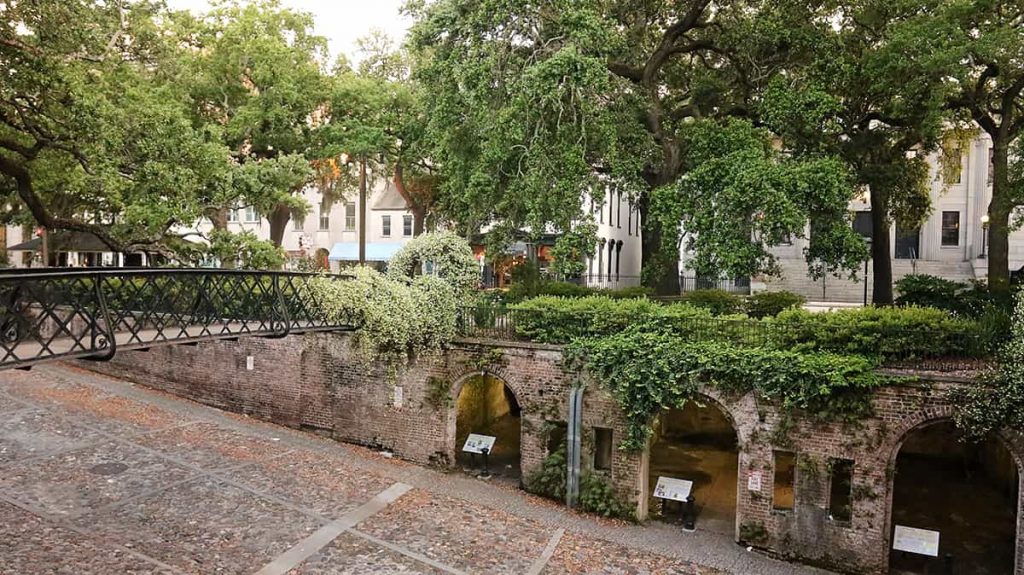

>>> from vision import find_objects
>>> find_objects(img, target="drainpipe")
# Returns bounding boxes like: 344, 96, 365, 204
566, 385, 584, 508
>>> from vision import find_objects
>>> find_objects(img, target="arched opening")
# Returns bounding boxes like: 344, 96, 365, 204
648, 400, 739, 534
314, 248, 330, 270
890, 421, 1018, 574
454, 373, 521, 481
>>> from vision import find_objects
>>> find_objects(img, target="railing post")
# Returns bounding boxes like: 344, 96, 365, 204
89, 272, 116, 361
271, 273, 291, 338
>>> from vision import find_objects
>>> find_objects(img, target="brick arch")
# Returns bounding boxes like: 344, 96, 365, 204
880, 412, 1024, 575
444, 367, 523, 466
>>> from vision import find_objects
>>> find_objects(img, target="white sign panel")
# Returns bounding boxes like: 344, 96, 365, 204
893, 525, 940, 557
747, 471, 762, 492
653, 476, 693, 502
462, 433, 496, 454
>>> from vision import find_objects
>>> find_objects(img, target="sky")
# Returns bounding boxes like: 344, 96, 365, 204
164, 0, 414, 65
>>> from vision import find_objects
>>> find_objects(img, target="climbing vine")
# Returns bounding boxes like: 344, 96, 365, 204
386, 231, 479, 297
564, 329, 886, 451
952, 291, 1024, 440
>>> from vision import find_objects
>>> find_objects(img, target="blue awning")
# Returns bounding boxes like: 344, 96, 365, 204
328, 242, 407, 262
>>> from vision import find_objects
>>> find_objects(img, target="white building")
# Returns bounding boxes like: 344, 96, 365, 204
680, 134, 1024, 301
583, 183, 643, 288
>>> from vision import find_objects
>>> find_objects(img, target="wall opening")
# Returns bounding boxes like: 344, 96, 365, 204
455, 374, 521, 481
648, 400, 738, 534
828, 458, 854, 522
772, 451, 796, 511
594, 427, 613, 472
890, 421, 1018, 574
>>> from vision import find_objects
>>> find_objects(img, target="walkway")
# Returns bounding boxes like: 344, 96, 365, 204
0, 365, 834, 575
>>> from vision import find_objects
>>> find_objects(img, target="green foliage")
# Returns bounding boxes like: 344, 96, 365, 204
505, 280, 652, 304
525, 445, 567, 502
769, 306, 994, 360
205, 229, 285, 270
549, 220, 598, 278
895, 275, 1013, 337
511, 296, 713, 344
746, 291, 806, 319
387, 231, 480, 297
953, 292, 1024, 440
894, 275, 966, 310
306, 266, 459, 378
565, 331, 882, 451
680, 289, 744, 316
424, 377, 453, 410
579, 473, 633, 520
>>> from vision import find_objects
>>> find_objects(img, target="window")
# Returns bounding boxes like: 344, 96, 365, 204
594, 427, 613, 471
381, 215, 391, 237
344, 203, 356, 230
547, 421, 567, 454
319, 210, 330, 231
627, 203, 632, 236
293, 216, 304, 231
941, 211, 960, 247
828, 459, 854, 522
402, 214, 413, 236
853, 211, 872, 239
616, 190, 622, 228
227, 208, 239, 223
773, 451, 796, 511
243, 205, 257, 223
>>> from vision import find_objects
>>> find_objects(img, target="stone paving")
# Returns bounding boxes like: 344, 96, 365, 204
0, 364, 835, 575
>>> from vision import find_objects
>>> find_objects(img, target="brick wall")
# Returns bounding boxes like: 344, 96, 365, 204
81, 334, 1023, 575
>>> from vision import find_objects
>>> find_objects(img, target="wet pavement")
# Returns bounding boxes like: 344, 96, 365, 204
0, 364, 833, 575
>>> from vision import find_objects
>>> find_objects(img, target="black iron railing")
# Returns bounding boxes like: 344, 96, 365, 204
456, 305, 994, 372
0, 268, 353, 370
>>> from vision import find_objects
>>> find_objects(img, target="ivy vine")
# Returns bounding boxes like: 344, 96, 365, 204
564, 329, 886, 451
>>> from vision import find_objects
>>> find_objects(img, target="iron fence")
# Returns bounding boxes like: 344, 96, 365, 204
0, 268, 354, 370
456, 305, 994, 372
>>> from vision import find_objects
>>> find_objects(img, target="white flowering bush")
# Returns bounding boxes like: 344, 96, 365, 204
387, 231, 479, 296
305, 232, 477, 378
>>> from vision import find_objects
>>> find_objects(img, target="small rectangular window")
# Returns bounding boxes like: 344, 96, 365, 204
547, 421, 568, 455
381, 215, 391, 237
773, 451, 796, 511
344, 203, 356, 230
853, 211, 872, 239
403, 214, 413, 236
319, 210, 330, 231
227, 208, 239, 223
829, 459, 854, 522
293, 216, 304, 231
594, 427, 613, 471
941, 211, 960, 247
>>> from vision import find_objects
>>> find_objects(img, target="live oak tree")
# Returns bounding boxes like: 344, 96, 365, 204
0, 0, 231, 254
408, 0, 867, 293
167, 0, 328, 247
903, 0, 1024, 295
761, 0, 947, 304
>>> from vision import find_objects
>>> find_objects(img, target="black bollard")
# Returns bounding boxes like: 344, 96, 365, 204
944, 553, 954, 575
480, 447, 491, 478
682, 495, 696, 531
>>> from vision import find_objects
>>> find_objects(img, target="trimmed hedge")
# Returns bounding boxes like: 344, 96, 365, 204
746, 291, 806, 318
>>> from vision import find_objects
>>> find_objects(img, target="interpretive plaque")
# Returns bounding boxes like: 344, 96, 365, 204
747, 472, 762, 492
462, 433, 496, 454
653, 476, 693, 502
893, 525, 940, 557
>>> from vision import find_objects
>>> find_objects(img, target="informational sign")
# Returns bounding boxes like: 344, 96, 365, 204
893, 525, 940, 557
462, 433, 496, 454
245, 356, 254, 371
653, 476, 693, 502
392, 386, 404, 408
747, 471, 763, 492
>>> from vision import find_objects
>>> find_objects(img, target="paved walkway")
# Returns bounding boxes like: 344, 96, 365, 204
0, 364, 834, 575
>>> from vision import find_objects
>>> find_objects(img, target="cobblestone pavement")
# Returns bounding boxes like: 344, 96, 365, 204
0, 365, 834, 575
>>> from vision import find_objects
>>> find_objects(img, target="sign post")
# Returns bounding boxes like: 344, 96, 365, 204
654, 476, 696, 531
462, 433, 496, 477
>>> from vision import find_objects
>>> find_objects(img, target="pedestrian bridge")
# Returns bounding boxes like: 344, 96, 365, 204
0, 268, 355, 370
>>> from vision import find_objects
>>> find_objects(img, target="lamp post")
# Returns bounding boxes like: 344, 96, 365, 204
863, 237, 872, 306
980, 214, 990, 259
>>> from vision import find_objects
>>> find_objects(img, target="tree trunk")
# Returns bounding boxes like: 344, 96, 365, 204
207, 207, 229, 231
869, 186, 893, 305
988, 140, 1012, 295
268, 204, 290, 248
638, 192, 678, 295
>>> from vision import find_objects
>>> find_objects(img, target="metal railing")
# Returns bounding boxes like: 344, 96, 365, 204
0, 268, 354, 370
456, 305, 995, 372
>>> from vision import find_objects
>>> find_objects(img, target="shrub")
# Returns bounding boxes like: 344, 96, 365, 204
746, 291, 806, 318
768, 306, 990, 359
511, 296, 713, 343
579, 473, 633, 520
525, 445, 567, 501
680, 289, 744, 315
894, 274, 964, 310
601, 285, 653, 299
539, 281, 593, 298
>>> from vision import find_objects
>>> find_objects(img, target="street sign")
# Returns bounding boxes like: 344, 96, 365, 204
654, 476, 693, 502
893, 525, 940, 557
462, 433, 496, 454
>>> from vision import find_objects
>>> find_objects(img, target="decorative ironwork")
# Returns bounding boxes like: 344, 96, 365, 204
0, 269, 353, 370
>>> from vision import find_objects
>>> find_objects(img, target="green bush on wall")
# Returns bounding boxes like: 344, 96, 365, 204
680, 289, 744, 315
746, 291, 806, 318
511, 296, 715, 343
